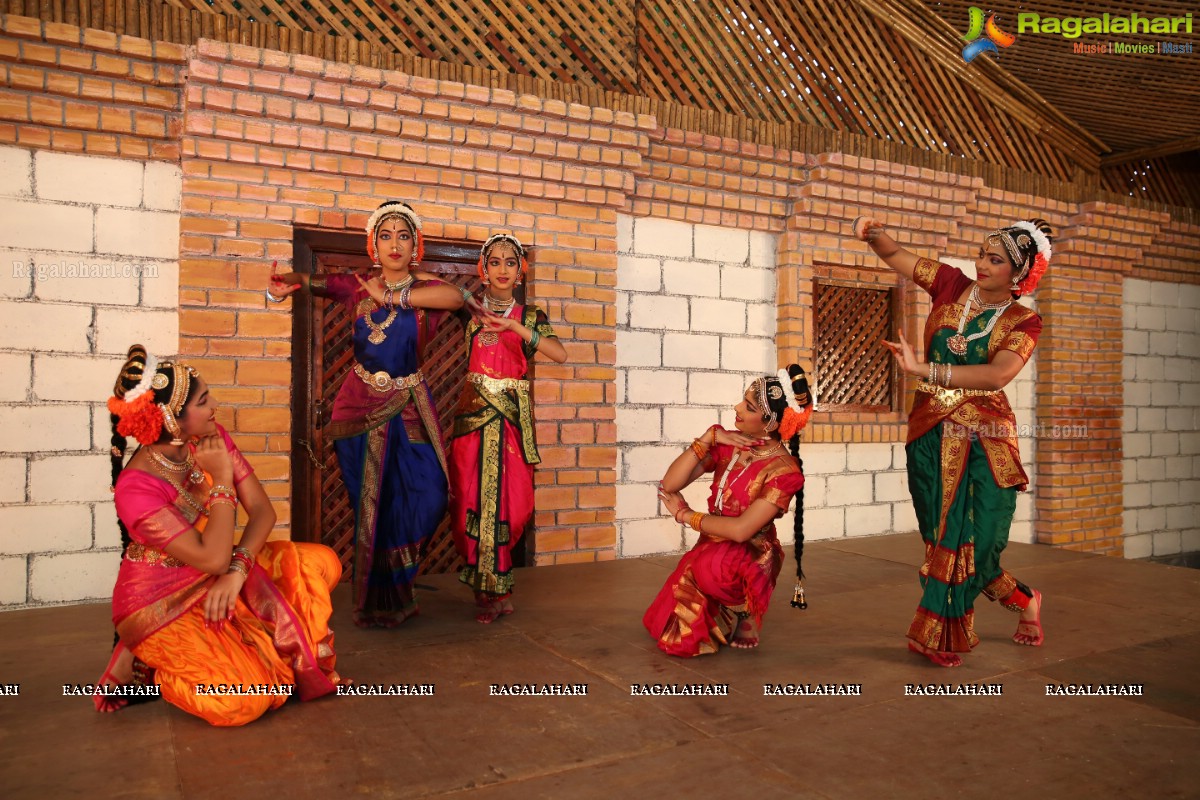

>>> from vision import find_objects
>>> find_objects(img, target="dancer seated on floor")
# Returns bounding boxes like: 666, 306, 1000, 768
97, 345, 343, 726
856, 215, 1047, 668
644, 366, 813, 656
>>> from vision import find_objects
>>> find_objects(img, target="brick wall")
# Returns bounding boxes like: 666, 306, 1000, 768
0, 144, 181, 604
614, 216, 780, 555
2, 14, 1199, 607
1122, 279, 1200, 558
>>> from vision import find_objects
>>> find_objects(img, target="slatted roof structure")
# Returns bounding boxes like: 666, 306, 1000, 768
10, 0, 1198, 208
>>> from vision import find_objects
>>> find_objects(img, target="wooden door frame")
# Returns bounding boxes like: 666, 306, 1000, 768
288, 226, 486, 546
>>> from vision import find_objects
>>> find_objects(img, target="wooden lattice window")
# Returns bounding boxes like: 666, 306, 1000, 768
814, 281, 896, 412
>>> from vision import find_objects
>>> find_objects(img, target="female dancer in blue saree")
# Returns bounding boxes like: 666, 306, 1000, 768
271, 201, 464, 627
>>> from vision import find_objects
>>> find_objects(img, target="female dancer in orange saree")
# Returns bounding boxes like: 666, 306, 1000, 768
646, 366, 813, 656
448, 234, 567, 622
96, 345, 342, 726
856, 216, 1049, 667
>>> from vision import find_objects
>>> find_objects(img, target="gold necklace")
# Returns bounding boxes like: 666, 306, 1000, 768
149, 458, 208, 518
483, 293, 516, 312
147, 447, 204, 486
385, 275, 415, 291
479, 295, 517, 347
749, 442, 784, 459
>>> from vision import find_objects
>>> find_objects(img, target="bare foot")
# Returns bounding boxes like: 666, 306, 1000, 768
907, 641, 963, 668
94, 643, 135, 712
730, 617, 759, 649
1013, 590, 1044, 646
475, 594, 513, 624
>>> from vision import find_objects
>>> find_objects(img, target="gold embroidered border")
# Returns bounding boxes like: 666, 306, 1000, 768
920, 542, 976, 586
352, 423, 388, 609
981, 570, 1018, 604
409, 382, 449, 478
935, 424, 971, 546
913, 257, 941, 291
326, 390, 412, 441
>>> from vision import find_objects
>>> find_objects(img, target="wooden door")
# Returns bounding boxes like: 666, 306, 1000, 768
290, 229, 481, 578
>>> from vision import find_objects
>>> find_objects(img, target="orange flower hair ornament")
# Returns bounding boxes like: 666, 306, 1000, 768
776, 367, 814, 440
107, 350, 167, 446
477, 233, 528, 283
365, 201, 424, 266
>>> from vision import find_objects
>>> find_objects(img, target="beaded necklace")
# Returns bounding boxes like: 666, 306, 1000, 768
946, 284, 1012, 356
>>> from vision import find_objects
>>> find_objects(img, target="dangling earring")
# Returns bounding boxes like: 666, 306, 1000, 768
410, 255, 419, 268
515, 275, 523, 286
159, 404, 185, 447
482, 275, 490, 286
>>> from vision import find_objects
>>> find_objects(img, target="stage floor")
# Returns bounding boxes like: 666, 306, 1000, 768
2, 533, 1198, 798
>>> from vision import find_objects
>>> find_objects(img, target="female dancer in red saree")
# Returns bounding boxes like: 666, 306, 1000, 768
448, 234, 567, 622
646, 366, 813, 656
270, 201, 465, 627
856, 215, 1049, 667
96, 345, 342, 726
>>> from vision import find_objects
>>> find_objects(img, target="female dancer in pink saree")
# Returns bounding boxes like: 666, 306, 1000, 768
96, 345, 342, 726
448, 233, 567, 622
646, 366, 814, 655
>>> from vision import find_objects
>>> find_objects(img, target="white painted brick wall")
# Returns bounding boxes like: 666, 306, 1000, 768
0, 145, 181, 607
616, 216, 779, 557
614, 243, 1045, 559
1123, 278, 1200, 559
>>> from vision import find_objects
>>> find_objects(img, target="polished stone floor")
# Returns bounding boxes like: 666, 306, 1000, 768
1, 533, 1198, 799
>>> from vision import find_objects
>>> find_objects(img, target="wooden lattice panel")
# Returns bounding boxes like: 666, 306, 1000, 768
814, 282, 894, 411
13, 0, 1101, 182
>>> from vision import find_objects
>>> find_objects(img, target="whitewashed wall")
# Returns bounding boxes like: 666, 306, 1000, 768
1122, 278, 1200, 559
613, 238, 1038, 558
614, 216, 778, 556
0, 145, 181, 607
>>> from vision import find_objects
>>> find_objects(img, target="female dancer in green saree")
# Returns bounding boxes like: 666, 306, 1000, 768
857, 216, 1049, 667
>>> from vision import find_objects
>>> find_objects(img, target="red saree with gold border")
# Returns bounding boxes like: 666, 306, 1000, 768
643, 439, 804, 657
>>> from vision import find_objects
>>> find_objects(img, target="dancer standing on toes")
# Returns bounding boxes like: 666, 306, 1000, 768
268, 201, 465, 628
855, 216, 1048, 668
98, 345, 343, 726
644, 366, 813, 656
448, 233, 566, 623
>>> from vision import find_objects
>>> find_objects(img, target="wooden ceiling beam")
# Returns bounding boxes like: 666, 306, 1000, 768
1101, 135, 1200, 167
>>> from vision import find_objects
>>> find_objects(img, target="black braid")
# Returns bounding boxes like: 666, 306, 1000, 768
109, 413, 132, 555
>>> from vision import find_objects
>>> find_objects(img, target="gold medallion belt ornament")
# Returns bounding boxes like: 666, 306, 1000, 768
467, 372, 530, 394
916, 380, 1001, 410
353, 363, 425, 393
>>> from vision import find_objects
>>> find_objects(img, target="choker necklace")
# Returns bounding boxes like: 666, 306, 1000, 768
384, 275, 415, 291
148, 457, 208, 517
148, 447, 204, 486
749, 442, 784, 459
483, 294, 516, 312
479, 294, 517, 347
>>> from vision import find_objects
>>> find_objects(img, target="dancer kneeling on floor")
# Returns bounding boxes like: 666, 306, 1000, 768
644, 366, 813, 656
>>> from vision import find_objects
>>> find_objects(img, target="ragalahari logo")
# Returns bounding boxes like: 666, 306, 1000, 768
961, 6, 1017, 62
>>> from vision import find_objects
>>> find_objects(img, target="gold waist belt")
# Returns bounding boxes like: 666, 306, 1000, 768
468, 372, 530, 394
354, 363, 424, 393
916, 380, 1001, 409
125, 542, 185, 568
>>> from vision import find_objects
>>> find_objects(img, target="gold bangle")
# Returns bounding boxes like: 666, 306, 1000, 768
690, 511, 705, 532
690, 440, 708, 460
675, 506, 692, 524
208, 497, 237, 510
209, 485, 236, 498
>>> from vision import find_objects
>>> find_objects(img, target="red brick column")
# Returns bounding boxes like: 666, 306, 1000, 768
1034, 202, 1167, 553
